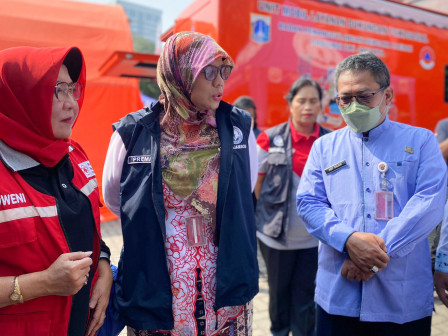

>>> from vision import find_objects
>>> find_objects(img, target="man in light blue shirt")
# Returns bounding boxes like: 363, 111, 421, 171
435, 202, 448, 308
297, 52, 447, 336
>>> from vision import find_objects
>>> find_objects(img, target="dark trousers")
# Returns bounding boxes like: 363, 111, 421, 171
259, 239, 318, 336
316, 305, 431, 336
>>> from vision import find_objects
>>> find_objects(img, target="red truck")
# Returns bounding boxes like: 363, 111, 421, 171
163, 0, 448, 131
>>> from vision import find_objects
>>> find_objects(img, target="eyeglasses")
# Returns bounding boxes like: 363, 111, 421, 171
202, 64, 233, 81
335, 87, 385, 107
54, 81, 83, 101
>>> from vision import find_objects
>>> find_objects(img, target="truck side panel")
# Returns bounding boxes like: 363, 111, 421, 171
177, 0, 448, 131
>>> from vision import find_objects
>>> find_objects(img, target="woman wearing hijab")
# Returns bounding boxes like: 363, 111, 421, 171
102, 31, 259, 335
0, 46, 112, 336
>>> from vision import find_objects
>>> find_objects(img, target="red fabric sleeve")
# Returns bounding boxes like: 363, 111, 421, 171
256, 131, 270, 152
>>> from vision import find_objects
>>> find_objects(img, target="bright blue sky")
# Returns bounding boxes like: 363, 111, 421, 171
73, 0, 195, 32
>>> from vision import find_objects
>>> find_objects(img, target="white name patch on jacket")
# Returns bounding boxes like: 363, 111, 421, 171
0, 193, 26, 206
79, 161, 95, 178
128, 155, 151, 164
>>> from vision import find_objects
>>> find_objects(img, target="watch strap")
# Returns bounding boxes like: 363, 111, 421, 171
10, 276, 24, 304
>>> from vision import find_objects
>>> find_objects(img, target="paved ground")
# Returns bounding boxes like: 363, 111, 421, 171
102, 220, 448, 336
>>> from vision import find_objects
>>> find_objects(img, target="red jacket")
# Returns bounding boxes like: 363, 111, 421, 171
0, 141, 101, 335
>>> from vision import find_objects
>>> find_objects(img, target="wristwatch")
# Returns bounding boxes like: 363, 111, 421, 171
9, 276, 24, 304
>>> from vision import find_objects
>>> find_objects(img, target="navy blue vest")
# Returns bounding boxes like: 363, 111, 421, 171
112, 101, 259, 331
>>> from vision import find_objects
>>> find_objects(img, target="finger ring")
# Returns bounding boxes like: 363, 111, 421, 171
370, 265, 379, 273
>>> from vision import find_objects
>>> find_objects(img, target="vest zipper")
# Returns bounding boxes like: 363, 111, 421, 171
73, 184, 101, 275
72, 184, 101, 335
54, 200, 73, 252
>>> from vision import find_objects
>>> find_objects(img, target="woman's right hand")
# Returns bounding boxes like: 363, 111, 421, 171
43, 251, 93, 296
0, 251, 93, 308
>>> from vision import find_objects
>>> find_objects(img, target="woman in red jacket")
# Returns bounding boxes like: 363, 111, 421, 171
0, 46, 112, 335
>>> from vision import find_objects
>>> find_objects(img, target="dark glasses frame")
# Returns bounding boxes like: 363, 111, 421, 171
336, 87, 386, 107
202, 64, 233, 81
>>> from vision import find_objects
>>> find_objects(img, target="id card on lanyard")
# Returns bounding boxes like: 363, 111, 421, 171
185, 215, 207, 247
375, 162, 394, 220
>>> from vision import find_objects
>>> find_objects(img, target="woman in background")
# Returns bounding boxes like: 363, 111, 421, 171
234, 96, 262, 138
255, 79, 330, 336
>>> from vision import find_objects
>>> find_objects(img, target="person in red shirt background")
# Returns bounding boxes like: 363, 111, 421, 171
254, 78, 330, 336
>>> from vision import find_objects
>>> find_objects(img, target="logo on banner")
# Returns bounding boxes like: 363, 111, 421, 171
78, 161, 95, 178
419, 46, 435, 70
250, 13, 271, 44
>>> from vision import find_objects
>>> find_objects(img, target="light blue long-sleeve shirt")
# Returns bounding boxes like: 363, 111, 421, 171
297, 117, 447, 324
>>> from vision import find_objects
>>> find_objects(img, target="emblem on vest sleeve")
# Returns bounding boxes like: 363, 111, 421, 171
78, 161, 95, 178
233, 126, 247, 149
233, 127, 243, 144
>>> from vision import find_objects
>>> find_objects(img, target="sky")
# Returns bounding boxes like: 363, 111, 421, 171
72, 0, 195, 32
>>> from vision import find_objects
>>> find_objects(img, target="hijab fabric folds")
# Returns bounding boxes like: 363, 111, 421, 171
0, 46, 86, 167
157, 32, 234, 232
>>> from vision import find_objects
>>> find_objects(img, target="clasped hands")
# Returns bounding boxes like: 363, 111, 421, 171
341, 232, 390, 282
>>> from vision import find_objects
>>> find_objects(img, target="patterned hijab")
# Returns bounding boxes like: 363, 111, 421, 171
0, 46, 86, 167
157, 31, 233, 230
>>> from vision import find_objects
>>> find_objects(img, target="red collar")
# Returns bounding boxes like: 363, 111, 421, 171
290, 121, 319, 143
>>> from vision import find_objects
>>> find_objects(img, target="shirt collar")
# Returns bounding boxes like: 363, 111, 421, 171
0, 140, 73, 172
0, 140, 40, 172
350, 115, 391, 140
290, 121, 320, 143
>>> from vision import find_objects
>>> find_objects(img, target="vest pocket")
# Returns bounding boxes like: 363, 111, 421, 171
264, 153, 288, 204
257, 153, 289, 238
0, 311, 51, 335
258, 208, 285, 238
0, 217, 37, 248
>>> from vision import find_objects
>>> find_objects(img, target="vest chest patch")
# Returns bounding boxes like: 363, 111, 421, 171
127, 155, 151, 164
78, 161, 95, 178
273, 135, 284, 147
0, 193, 26, 207
268, 147, 285, 153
